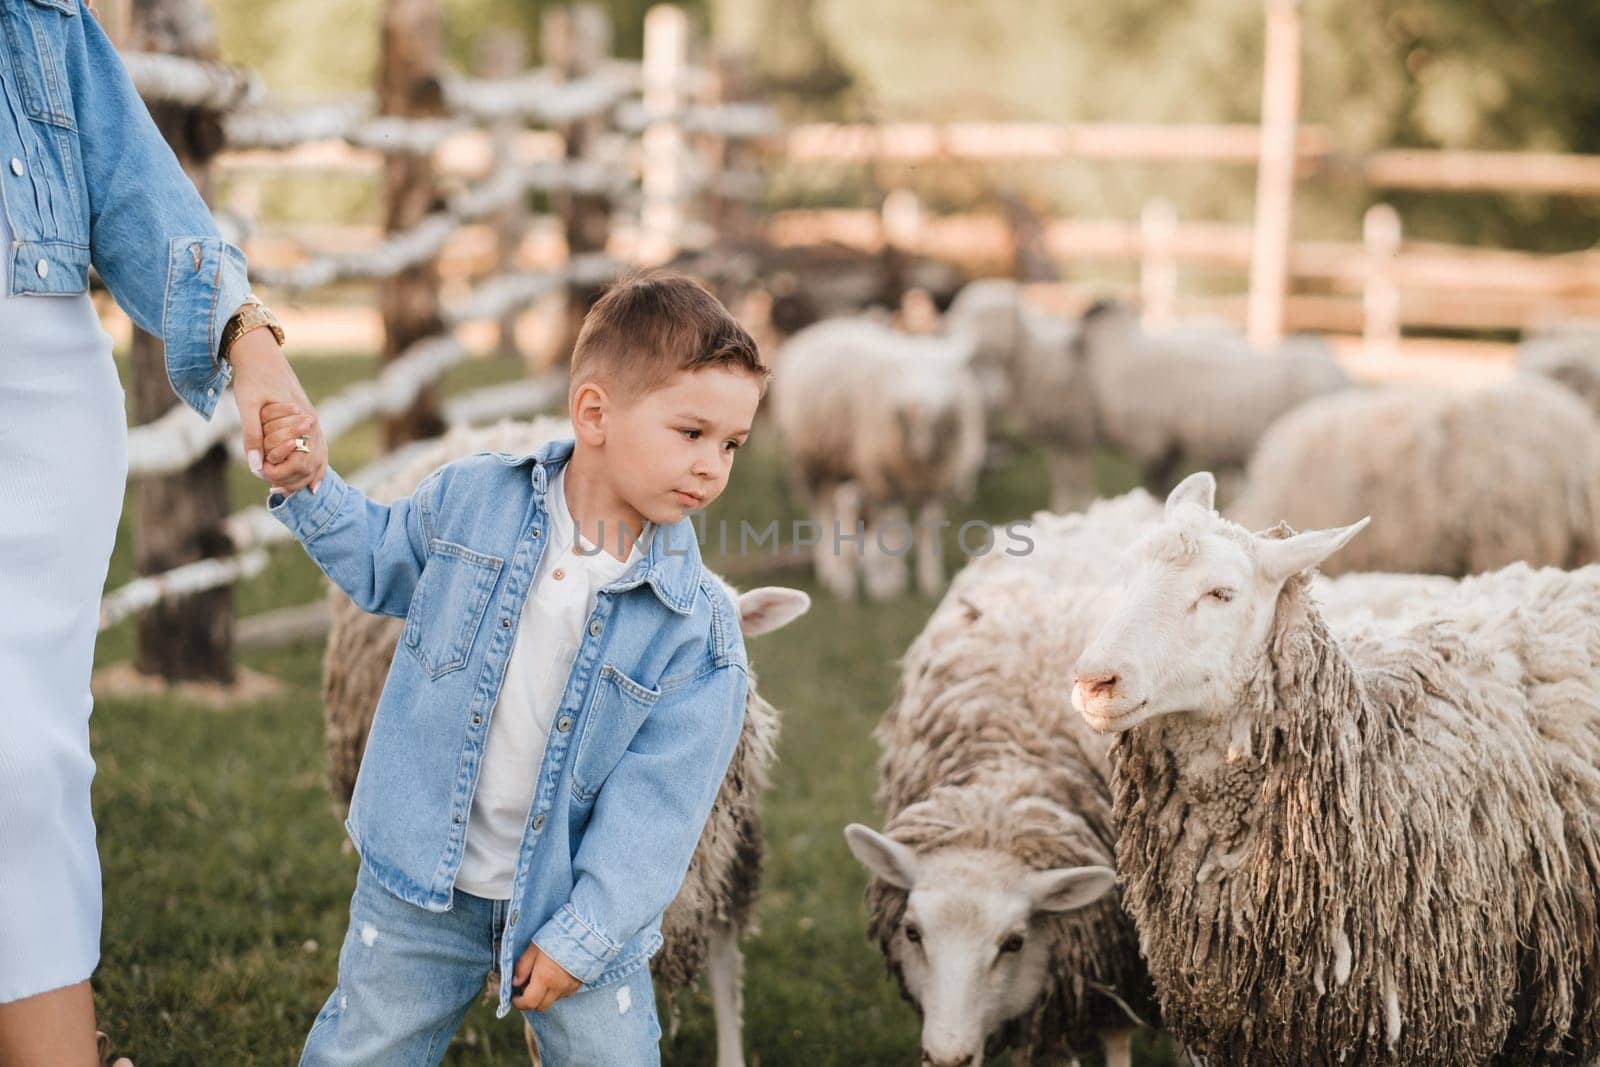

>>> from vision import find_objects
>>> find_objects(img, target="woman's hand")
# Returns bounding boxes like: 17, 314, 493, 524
230, 326, 327, 493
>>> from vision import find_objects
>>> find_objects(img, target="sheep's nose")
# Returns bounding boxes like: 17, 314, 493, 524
923, 1054, 974, 1067
1076, 670, 1120, 699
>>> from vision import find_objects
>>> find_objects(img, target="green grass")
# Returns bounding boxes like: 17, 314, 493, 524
89, 356, 1174, 1064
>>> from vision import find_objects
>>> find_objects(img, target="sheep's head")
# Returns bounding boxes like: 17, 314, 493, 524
845, 823, 1114, 1067
1071, 471, 1367, 734
945, 279, 1025, 407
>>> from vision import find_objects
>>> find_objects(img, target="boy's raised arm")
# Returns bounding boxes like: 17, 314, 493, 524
267, 466, 443, 618
530, 662, 749, 985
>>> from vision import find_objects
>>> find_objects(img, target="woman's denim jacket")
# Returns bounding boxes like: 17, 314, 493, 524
0, 0, 248, 415
268, 439, 751, 1016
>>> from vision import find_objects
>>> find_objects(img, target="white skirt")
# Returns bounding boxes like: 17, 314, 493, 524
0, 284, 126, 1003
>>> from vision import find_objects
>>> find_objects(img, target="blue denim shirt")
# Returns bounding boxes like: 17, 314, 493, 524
268, 439, 750, 1016
0, 0, 249, 416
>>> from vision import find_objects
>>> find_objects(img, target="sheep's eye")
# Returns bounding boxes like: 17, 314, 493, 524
1206, 587, 1235, 603
999, 934, 1025, 954
904, 924, 922, 944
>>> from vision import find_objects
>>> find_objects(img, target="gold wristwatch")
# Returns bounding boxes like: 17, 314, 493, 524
220, 295, 285, 361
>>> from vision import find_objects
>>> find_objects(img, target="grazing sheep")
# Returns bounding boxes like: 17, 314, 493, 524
1076, 299, 1350, 493
321, 418, 812, 1067
1071, 472, 1600, 1065
945, 279, 1099, 509
1517, 332, 1600, 419
772, 317, 987, 601
848, 492, 1164, 1067
1233, 377, 1600, 576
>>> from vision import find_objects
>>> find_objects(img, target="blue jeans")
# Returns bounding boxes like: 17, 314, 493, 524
300, 864, 663, 1066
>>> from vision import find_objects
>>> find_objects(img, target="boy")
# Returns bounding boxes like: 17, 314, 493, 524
261, 273, 768, 1065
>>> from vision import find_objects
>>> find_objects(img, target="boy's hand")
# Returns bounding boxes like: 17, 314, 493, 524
511, 943, 581, 1012
259, 400, 321, 496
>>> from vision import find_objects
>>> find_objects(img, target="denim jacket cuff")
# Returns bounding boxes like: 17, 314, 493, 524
531, 904, 620, 986
162, 236, 251, 419
268, 467, 349, 543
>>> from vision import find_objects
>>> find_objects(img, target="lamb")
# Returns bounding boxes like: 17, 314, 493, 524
846, 491, 1164, 1067
1232, 376, 1600, 576
944, 279, 1099, 509
1076, 298, 1350, 493
771, 316, 987, 600
320, 417, 812, 1067
1517, 332, 1600, 419
1071, 471, 1600, 1065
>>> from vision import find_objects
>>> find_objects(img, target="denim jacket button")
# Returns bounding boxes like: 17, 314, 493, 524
556, 715, 572, 733
588, 620, 602, 637
531, 529, 540, 539
500, 617, 511, 629
453, 814, 462, 825
532, 814, 545, 831
8, 158, 21, 176
35, 259, 48, 279
471, 714, 482, 725
509, 909, 520, 926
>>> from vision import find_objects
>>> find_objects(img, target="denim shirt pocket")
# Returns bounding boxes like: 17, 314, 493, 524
3, 0, 79, 130
402, 538, 502, 680
569, 664, 661, 803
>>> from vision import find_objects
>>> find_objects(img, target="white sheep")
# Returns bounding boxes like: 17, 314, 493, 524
944, 279, 1099, 509
320, 418, 811, 1067
1076, 299, 1350, 493
771, 316, 987, 601
847, 492, 1165, 1067
1071, 472, 1600, 1065
1232, 376, 1600, 576
1517, 331, 1600, 419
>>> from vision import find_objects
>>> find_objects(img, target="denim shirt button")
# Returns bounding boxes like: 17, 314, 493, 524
453, 814, 462, 825
532, 813, 546, 831
35, 259, 48, 279
509, 909, 520, 926
471, 714, 482, 725
531, 529, 540, 539
556, 715, 572, 733
8, 158, 21, 176
588, 620, 602, 637
500, 617, 511, 629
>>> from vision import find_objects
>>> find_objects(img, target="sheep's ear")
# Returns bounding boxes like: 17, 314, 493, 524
738, 587, 811, 637
1023, 865, 1117, 913
1256, 518, 1371, 583
1164, 471, 1217, 518
844, 824, 919, 889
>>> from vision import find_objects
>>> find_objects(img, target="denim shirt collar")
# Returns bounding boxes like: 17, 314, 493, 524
517, 438, 701, 616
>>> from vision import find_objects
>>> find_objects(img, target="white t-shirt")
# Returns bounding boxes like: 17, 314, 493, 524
455, 467, 650, 898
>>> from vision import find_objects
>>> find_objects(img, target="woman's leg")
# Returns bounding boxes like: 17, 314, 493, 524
0, 982, 98, 1066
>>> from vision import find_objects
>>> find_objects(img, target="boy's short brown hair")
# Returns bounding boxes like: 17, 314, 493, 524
568, 271, 769, 404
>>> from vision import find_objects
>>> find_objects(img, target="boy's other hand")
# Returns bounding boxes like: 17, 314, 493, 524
260, 400, 321, 495
511, 943, 580, 1012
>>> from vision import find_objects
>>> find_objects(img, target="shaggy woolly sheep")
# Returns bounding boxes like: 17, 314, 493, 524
944, 279, 1099, 509
1233, 376, 1600, 576
1076, 299, 1350, 492
1071, 472, 1600, 1065
772, 316, 987, 601
847, 492, 1164, 1067
321, 418, 811, 1067
1517, 332, 1600, 419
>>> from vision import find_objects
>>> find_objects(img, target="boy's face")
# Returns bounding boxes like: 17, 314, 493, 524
588, 365, 761, 526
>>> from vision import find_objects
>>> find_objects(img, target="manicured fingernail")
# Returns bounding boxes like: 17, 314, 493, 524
248, 449, 263, 474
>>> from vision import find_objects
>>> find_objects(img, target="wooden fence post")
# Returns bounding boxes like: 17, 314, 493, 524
639, 4, 689, 265
1140, 197, 1178, 332
1363, 203, 1402, 357
476, 31, 529, 361
545, 4, 613, 363
1246, 0, 1302, 349
378, 0, 448, 448
128, 0, 235, 684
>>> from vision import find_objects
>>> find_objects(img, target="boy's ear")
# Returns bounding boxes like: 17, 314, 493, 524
570, 381, 608, 445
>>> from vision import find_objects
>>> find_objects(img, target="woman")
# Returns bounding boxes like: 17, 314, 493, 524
0, 1, 326, 1062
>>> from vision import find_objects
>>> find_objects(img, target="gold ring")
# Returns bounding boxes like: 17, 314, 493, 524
293, 435, 311, 453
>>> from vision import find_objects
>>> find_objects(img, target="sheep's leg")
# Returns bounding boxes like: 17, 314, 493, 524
914, 501, 946, 598
706, 921, 746, 1067
1047, 447, 1096, 512
523, 1019, 542, 1066
1102, 1028, 1134, 1067
863, 504, 911, 601
813, 485, 857, 600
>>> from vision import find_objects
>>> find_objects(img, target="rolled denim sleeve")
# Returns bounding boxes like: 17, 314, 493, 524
63, 1, 250, 418
532, 662, 750, 985
267, 466, 441, 619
